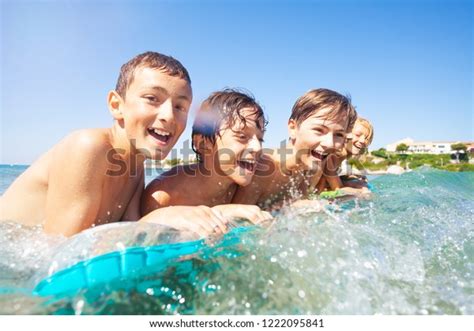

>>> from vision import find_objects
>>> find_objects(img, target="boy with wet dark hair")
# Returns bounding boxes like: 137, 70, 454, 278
141, 89, 272, 236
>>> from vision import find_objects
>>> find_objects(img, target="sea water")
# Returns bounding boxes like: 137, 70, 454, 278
0, 165, 472, 314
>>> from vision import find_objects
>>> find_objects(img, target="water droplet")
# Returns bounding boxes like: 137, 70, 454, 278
363, 262, 374, 269
74, 300, 84, 315
251, 254, 256, 260
146, 288, 154, 296
297, 250, 307, 258
48, 261, 58, 276
179, 297, 185, 304
270, 256, 277, 263
298, 290, 306, 298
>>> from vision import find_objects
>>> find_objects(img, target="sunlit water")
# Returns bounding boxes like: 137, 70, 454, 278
0, 165, 472, 314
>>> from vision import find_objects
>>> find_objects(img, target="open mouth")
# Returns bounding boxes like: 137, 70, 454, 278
310, 149, 328, 161
148, 128, 172, 145
236, 159, 256, 172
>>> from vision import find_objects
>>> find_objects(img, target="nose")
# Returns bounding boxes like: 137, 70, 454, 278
157, 99, 174, 123
248, 136, 263, 154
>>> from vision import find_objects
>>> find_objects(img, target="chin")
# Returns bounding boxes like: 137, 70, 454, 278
351, 148, 361, 155
232, 175, 253, 187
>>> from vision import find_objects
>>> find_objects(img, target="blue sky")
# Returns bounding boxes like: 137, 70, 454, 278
1, 0, 472, 164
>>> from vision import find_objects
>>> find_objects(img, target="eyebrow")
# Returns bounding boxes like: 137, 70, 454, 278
144, 86, 191, 102
311, 123, 346, 132
312, 123, 345, 131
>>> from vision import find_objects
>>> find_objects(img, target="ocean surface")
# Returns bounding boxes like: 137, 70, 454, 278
0, 164, 472, 314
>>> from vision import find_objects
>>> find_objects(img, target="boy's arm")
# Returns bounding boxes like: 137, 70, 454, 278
140, 179, 171, 216
212, 204, 273, 225
140, 205, 230, 238
44, 133, 109, 237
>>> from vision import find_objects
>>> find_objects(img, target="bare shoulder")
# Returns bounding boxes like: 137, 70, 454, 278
50, 129, 112, 178
141, 165, 192, 215
59, 129, 112, 157
161, 164, 194, 178
144, 176, 169, 198
141, 177, 172, 215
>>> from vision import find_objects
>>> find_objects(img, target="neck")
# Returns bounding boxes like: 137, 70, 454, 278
275, 140, 306, 176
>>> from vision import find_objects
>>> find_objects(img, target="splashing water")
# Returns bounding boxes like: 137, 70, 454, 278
0, 167, 472, 314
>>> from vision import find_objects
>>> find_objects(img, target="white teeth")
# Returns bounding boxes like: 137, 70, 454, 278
239, 160, 255, 165
152, 128, 170, 136
312, 150, 327, 156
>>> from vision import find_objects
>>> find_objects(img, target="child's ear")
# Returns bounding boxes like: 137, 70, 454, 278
107, 90, 124, 120
288, 119, 297, 142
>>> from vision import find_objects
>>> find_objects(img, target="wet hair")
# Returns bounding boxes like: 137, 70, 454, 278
289, 88, 357, 131
115, 51, 191, 99
354, 117, 374, 146
192, 88, 267, 161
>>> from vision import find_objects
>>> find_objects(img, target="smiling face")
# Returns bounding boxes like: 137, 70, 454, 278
346, 122, 371, 155
289, 110, 348, 171
111, 67, 192, 160
211, 108, 264, 186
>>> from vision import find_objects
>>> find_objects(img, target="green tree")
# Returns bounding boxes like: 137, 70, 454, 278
371, 148, 388, 158
451, 143, 468, 163
396, 143, 409, 153
166, 158, 182, 166
451, 143, 467, 152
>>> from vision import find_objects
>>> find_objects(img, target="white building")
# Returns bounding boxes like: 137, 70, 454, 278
408, 141, 453, 154
386, 138, 414, 153
386, 138, 472, 154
